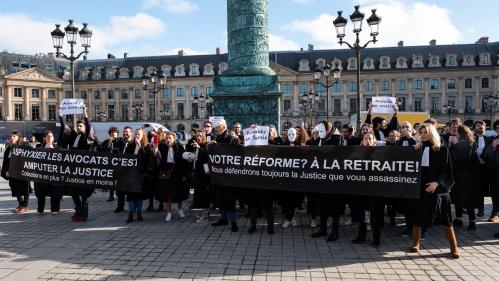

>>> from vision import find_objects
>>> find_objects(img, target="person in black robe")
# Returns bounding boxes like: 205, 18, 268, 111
58, 105, 97, 222
473, 120, 494, 220
1, 130, 30, 213
450, 125, 481, 230
409, 123, 460, 259
364, 102, 399, 142
483, 130, 499, 237
34, 130, 64, 214
111, 126, 133, 213
97, 126, 124, 202
203, 121, 217, 143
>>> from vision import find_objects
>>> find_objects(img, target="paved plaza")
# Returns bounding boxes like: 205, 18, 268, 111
1, 180, 499, 281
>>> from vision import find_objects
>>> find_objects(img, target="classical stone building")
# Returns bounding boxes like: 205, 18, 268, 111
0, 39, 498, 135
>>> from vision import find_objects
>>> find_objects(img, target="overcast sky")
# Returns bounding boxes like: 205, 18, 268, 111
0, 0, 497, 59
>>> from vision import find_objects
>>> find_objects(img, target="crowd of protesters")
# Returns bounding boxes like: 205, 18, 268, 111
1, 103, 499, 260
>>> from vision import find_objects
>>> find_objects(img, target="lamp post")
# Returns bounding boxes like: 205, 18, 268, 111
299, 91, 319, 126
333, 6, 381, 130
313, 64, 341, 123
143, 70, 166, 122
484, 94, 499, 128
443, 101, 456, 124
132, 103, 144, 122
193, 91, 213, 120
51, 20, 92, 125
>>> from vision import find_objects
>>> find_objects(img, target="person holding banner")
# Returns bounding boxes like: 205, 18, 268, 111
1, 130, 30, 213
58, 105, 96, 222
409, 123, 459, 259
34, 130, 64, 214
98, 126, 125, 202
156, 131, 187, 222
124, 128, 151, 223
114, 127, 134, 213
482, 126, 499, 237
365, 102, 399, 142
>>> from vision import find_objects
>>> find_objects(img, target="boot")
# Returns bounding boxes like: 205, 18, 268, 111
146, 199, 154, 212
372, 227, 381, 247
126, 212, 133, 223
327, 217, 339, 242
231, 221, 239, 232
444, 226, 460, 259
137, 211, 143, 222
352, 222, 367, 243
311, 217, 328, 238
410, 226, 422, 253
266, 210, 274, 235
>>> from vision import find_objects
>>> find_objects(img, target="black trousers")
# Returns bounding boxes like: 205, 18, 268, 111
248, 189, 274, 226
456, 205, 477, 221
37, 196, 62, 212
479, 164, 490, 211
116, 191, 126, 210
16, 195, 29, 207
352, 197, 384, 241
72, 195, 89, 217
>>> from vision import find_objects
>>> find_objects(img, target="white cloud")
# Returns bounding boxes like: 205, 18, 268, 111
269, 34, 300, 51
283, 1, 463, 49
163, 48, 208, 56
293, 0, 315, 5
0, 13, 166, 59
142, 0, 199, 14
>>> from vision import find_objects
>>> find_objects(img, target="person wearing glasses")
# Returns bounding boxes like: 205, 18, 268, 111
232, 123, 243, 142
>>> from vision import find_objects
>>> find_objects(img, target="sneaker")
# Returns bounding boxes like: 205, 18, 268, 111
196, 215, 207, 223
282, 220, 291, 228
291, 218, 298, 227
310, 219, 318, 228
178, 209, 185, 218
51, 211, 59, 215
343, 216, 352, 226
164, 212, 172, 222
488, 215, 499, 223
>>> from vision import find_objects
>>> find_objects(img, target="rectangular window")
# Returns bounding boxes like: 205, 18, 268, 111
283, 100, 291, 114
349, 82, 357, 92
333, 83, 341, 93
31, 104, 40, 120
94, 105, 101, 121
177, 103, 184, 119
413, 79, 423, 91
465, 78, 473, 89
447, 96, 457, 107
318, 98, 326, 115
121, 105, 128, 121
148, 104, 155, 121
381, 80, 390, 91
398, 97, 406, 111
431, 96, 440, 112
31, 89, 40, 98
414, 97, 423, 112
191, 66, 199, 75
465, 96, 473, 113
283, 83, 292, 94
191, 103, 199, 119
299, 83, 308, 93
482, 97, 490, 112
349, 98, 357, 114
161, 103, 170, 120
64, 91, 72, 98
14, 104, 23, 120
447, 79, 456, 89
107, 104, 115, 121
80, 91, 87, 99
0, 87, 2, 97
148, 91, 154, 99
191, 87, 198, 97
333, 98, 341, 115
448, 56, 456, 66
482, 77, 489, 88
430, 79, 439, 90
0, 104, 3, 120
107, 90, 115, 100
177, 87, 185, 97
162, 88, 169, 98
316, 84, 325, 93
134, 89, 142, 100
94, 90, 100, 99
397, 80, 406, 91
46, 104, 56, 121
47, 90, 56, 99
14, 88, 22, 97
364, 81, 373, 92
205, 86, 213, 95
365, 97, 372, 111
121, 89, 128, 100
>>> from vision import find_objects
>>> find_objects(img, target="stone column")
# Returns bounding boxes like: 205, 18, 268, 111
41, 87, 47, 121
115, 87, 120, 121
128, 87, 134, 121
424, 78, 429, 112
5, 86, 12, 120
475, 76, 481, 113
408, 79, 413, 111
24, 87, 30, 120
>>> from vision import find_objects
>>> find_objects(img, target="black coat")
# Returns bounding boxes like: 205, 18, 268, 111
33, 144, 64, 199
124, 142, 152, 201
189, 144, 212, 208
155, 143, 187, 203
483, 138, 499, 195
1, 146, 30, 198
410, 142, 454, 227
365, 113, 399, 141
98, 137, 125, 154
395, 136, 417, 147
450, 141, 481, 208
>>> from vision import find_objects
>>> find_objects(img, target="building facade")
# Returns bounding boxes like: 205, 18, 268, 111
0, 40, 498, 135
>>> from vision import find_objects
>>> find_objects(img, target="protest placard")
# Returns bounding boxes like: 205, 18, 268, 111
243, 126, 269, 146
209, 116, 225, 127
60, 99, 85, 115
371, 96, 396, 114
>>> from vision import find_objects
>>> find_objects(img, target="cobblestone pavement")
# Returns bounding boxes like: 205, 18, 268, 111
1, 181, 499, 281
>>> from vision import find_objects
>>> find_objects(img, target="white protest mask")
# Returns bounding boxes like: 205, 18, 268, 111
315, 123, 326, 139
287, 128, 297, 143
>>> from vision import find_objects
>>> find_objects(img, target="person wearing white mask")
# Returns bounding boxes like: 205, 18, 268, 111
409, 123, 459, 259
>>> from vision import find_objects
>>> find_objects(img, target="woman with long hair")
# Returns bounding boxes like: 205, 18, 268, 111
34, 130, 64, 214
1, 131, 30, 213
188, 129, 212, 222
409, 123, 459, 259
450, 125, 481, 230
156, 131, 187, 222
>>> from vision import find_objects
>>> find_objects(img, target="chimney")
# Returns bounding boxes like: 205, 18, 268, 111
397, 41, 404, 47
429, 39, 436, 46
216, 47, 221, 55
178, 49, 186, 56
475, 36, 489, 44
124, 52, 130, 58
107, 53, 115, 59
308, 44, 314, 51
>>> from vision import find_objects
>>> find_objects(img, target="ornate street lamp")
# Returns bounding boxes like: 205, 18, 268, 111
484, 94, 499, 128
333, 6, 381, 130
313, 63, 341, 123
51, 20, 92, 124
193, 91, 213, 119
443, 101, 456, 124
143, 70, 166, 122
300, 91, 320, 126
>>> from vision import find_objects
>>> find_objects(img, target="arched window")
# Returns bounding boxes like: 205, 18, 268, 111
119, 68, 129, 79
133, 66, 143, 78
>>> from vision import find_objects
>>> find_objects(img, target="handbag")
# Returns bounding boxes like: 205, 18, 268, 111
158, 168, 172, 180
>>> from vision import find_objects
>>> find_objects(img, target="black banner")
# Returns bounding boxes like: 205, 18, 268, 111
207, 144, 421, 199
8, 145, 143, 192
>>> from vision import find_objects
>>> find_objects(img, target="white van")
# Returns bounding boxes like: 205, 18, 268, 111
91, 122, 169, 142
